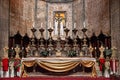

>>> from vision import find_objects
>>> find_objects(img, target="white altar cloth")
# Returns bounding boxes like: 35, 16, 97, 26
22, 57, 96, 62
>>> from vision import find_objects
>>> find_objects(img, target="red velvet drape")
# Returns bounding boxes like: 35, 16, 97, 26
2, 58, 9, 71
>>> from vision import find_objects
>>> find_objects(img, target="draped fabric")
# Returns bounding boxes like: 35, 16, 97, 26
37, 61, 80, 72
80, 60, 96, 77
21, 60, 36, 77
21, 58, 96, 77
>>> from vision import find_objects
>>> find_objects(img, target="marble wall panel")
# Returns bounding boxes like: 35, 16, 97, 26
0, 0, 9, 57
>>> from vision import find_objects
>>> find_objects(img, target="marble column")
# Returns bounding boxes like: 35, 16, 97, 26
0, 0, 9, 58
110, 0, 120, 74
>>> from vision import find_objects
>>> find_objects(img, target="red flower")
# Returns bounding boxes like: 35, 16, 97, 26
14, 59, 21, 72
99, 58, 105, 64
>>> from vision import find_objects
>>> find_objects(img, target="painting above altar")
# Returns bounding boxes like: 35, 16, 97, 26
53, 11, 66, 40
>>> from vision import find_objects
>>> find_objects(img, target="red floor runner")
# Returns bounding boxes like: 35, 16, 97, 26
0, 76, 116, 80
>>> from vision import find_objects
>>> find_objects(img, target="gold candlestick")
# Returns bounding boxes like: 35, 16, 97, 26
3, 47, 9, 58
39, 28, 44, 38
89, 44, 93, 57
31, 28, 37, 47
111, 46, 117, 59
72, 28, 78, 39
64, 28, 70, 51
39, 28, 45, 47
72, 28, 78, 51
64, 28, 70, 38
99, 45, 105, 59
48, 28, 53, 39
15, 45, 20, 59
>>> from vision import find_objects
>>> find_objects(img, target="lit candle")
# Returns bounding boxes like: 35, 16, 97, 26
83, 21, 85, 28
66, 22, 69, 28
33, 22, 35, 28
113, 59, 116, 73
60, 22, 64, 35
55, 20, 58, 35
49, 22, 51, 28
66, 22, 68, 27
74, 23, 76, 28
41, 22, 43, 28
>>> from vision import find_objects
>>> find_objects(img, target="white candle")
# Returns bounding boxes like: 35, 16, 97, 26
41, 22, 43, 28
33, 22, 35, 28
60, 22, 64, 35
113, 59, 116, 73
74, 23, 76, 28
55, 20, 58, 35
83, 21, 85, 28
49, 22, 51, 28
66, 22, 68, 27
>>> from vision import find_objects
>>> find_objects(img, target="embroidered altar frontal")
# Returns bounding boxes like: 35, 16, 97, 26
21, 57, 96, 77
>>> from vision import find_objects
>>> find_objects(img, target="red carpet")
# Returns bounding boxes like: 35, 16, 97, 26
0, 76, 117, 80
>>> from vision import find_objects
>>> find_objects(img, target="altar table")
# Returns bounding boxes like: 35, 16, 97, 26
21, 57, 96, 77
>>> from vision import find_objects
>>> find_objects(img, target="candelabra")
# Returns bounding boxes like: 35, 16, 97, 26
82, 28, 87, 47
81, 28, 89, 56
64, 28, 70, 51
72, 28, 78, 39
39, 28, 45, 47
31, 28, 37, 47
48, 28, 54, 54
72, 28, 79, 55
39, 28, 44, 38
48, 28, 53, 39
72, 28, 78, 47
64, 28, 70, 39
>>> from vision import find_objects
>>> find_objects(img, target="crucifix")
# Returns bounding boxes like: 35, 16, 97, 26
55, 13, 64, 39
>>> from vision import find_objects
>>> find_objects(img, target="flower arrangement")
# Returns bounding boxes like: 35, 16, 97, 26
40, 50, 49, 57
68, 50, 77, 57
14, 59, 21, 71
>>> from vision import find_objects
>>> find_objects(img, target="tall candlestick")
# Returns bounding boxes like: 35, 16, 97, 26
83, 21, 85, 28
60, 22, 64, 35
74, 23, 76, 28
41, 22, 43, 28
55, 20, 58, 35
49, 22, 51, 28
66, 22, 68, 28
33, 22, 35, 28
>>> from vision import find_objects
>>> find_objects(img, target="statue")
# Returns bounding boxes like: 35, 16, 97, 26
89, 44, 93, 57
95, 62, 102, 76
25, 45, 31, 57
99, 45, 105, 59
15, 45, 20, 59
9, 59, 14, 77
104, 57, 110, 78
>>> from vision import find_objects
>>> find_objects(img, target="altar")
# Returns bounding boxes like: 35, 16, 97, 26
21, 57, 96, 77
